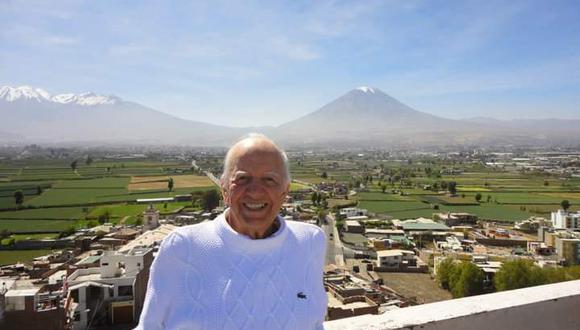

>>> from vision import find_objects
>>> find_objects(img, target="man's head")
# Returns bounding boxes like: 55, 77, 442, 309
221, 134, 290, 239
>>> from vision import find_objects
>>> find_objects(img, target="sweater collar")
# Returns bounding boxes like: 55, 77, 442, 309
214, 210, 288, 254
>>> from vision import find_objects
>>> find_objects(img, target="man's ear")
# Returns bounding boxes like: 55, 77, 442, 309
220, 181, 229, 205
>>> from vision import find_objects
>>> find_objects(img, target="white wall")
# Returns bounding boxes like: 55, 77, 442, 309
325, 279, 580, 330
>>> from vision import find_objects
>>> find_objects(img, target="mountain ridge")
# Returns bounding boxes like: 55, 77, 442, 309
1, 84, 579, 147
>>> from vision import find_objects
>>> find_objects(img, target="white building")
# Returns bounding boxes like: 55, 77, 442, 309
551, 209, 580, 229
339, 207, 367, 218
143, 204, 160, 231
376, 249, 416, 268
66, 248, 153, 329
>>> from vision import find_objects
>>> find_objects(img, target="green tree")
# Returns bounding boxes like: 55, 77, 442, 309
202, 189, 221, 211
452, 262, 485, 298
168, 177, 174, 192
14, 190, 24, 207
448, 181, 457, 195
70, 160, 78, 172
58, 226, 77, 238
321, 171, 328, 179
380, 183, 387, 193
311, 192, 318, 205
561, 200, 571, 211
86, 155, 93, 166
494, 259, 547, 291
475, 192, 482, 203
36, 185, 43, 195
436, 257, 457, 289
97, 209, 111, 224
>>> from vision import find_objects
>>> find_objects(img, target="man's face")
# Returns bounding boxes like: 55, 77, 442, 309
222, 145, 289, 238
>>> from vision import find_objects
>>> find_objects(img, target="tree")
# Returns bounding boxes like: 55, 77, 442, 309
168, 177, 174, 192
448, 181, 457, 195
475, 192, 482, 203
316, 193, 322, 205
86, 155, 93, 166
36, 185, 43, 195
97, 209, 111, 224
436, 257, 457, 289
494, 259, 546, 291
452, 262, 485, 298
561, 200, 571, 211
70, 160, 78, 172
311, 192, 318, 205
202, 189, 221, 211
14, 190, 24, 207
321, 171, 328, 179
380, 183, 387, 193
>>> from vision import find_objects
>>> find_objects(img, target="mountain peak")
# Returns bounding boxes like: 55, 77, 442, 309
355, 86, 377, 94
0, 85, 121, 106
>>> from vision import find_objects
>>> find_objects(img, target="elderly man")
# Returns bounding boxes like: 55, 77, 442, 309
137, 134, 327, 329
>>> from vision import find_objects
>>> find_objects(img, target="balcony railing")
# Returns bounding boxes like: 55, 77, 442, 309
325, 279, 580, 330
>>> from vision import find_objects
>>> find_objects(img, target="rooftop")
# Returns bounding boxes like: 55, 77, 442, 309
325, 279, 580, 329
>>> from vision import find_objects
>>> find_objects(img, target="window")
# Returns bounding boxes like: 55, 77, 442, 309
118, 285, 133, 296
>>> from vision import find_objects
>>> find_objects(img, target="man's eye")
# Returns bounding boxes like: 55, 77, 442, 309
235, 176, 249, 183
264, 177, 277, 185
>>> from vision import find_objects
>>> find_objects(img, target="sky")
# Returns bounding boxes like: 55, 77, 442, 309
1, 0, 580, 127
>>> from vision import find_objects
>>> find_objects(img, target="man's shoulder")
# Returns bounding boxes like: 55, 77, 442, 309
167, 220, 219, 246
285, 220, 325, 242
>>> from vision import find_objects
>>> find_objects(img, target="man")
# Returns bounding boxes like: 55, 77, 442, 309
137, 134, 327, 329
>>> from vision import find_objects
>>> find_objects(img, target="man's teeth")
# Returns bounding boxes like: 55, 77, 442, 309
245, 202, 266, 210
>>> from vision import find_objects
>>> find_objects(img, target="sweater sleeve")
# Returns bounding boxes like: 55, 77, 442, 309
135, 230, 188, 330
309, 227, 328, 330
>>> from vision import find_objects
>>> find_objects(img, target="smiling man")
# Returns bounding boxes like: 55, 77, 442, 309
137, 134, 327, 329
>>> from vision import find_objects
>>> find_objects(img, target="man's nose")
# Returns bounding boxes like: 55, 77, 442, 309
246, 179, 266, 194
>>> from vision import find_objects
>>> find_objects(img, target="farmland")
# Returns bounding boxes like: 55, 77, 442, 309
0, 157, 217, 254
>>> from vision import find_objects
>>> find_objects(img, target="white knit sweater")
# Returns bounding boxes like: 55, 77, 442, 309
136, 213, 327, 330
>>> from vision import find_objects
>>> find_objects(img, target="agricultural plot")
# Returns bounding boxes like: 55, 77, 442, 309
0, 219, 76, 232
0, 207, 86, 220
290, 182, 311, 191
0, 250, 55, 265
27, 177, 130, 206
128, 175, 214, 191
421, 195, 479, 206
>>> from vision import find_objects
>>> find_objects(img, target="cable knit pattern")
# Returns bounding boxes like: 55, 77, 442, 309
136, 213, 327, 330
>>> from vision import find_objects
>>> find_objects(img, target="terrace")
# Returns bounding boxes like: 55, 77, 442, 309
325, 279, 580, 329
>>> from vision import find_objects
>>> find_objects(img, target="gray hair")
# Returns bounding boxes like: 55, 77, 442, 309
221, 133, 291, 185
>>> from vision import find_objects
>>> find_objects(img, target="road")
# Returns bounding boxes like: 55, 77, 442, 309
322, 214, 345, 267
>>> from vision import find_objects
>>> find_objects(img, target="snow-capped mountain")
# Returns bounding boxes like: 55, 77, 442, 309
0, 85, 120, 106
1, 84, 579, 147
0, 85, 248, 145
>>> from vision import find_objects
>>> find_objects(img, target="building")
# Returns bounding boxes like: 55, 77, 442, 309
392, 218, 450, 232
142, 204, 160, 231
65, 248, 153, 329
344, 220, 364, 234
0, 279, 66, 330
551, 209, 580, 229
339, 208, 367, 219
376, 250, 417, 269
434, 212, 478, 226
556, 238, 580, 265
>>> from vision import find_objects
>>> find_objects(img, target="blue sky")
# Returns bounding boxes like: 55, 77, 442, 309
1, 0, 579, 127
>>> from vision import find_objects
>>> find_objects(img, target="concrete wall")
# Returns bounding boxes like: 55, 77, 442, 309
325, 279, 580, 330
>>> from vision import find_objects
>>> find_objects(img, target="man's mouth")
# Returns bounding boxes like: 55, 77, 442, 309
243, 202, 267, 210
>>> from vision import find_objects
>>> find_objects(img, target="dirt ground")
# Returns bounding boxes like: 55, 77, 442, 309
128, 175, 214, 191
377, 272, 452, 304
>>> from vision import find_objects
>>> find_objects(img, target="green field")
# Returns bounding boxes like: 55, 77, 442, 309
0, 219, 77, 232
0, 250, 56, 265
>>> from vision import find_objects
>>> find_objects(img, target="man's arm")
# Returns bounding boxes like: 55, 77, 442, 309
135, 231, 186, 330
309, 228, 328, 330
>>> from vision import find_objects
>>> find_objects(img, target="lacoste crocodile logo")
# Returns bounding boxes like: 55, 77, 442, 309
297, 292, 307, 299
